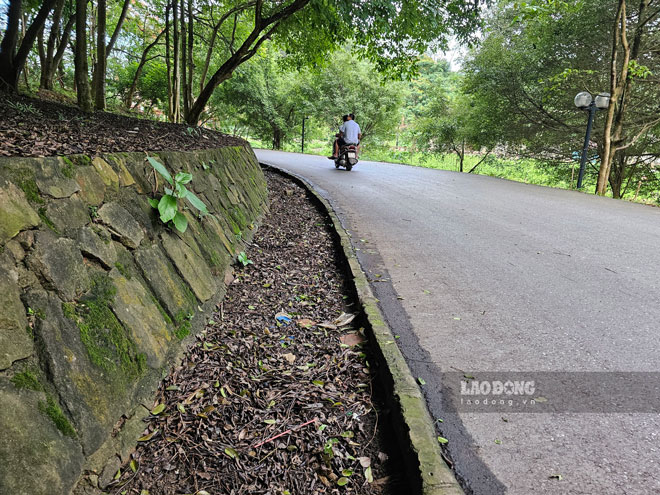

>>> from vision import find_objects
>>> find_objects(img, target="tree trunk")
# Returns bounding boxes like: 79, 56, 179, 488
75, 0, 93, 111
609, 154, 626, 199
186, 0, 194, 112
37, 27, 46, 84
40, 0, 65, 89
185, 0, 311, 124
272, 128, 282, 150
597, 0, 650, 195
106, 0, 130, 56
172, 0, 181, 122
124, 28, 166, 108
0, 0, 57, 91
47, 15, 75, 90
166, 2, 173, 120
459, 139, 465, 172
180, 0, 189, 120
0, 0, 23, 90
93, 0, 107, 110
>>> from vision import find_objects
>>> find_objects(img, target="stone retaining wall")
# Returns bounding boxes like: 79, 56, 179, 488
0, 145, 268, 494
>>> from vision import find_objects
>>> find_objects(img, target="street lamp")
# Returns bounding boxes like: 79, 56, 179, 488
574, 91, 610, 189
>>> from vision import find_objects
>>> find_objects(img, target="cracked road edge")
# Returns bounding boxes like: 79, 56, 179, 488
260, 163, 464, 495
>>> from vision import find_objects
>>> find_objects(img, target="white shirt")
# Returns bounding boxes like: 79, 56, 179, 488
340, 120, 361, 144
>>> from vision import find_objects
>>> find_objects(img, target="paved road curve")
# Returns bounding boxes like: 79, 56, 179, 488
256, 150, 660, 495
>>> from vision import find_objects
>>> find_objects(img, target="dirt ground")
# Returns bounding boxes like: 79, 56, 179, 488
0, 91, 245, 157
101, 171, 406, 494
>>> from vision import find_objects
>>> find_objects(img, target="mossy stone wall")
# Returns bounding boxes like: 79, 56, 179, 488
0, 145, 268, 494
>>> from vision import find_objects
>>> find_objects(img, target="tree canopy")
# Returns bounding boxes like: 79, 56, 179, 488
0, 0, 487, 124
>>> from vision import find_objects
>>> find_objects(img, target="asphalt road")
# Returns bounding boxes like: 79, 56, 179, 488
255, 150, 660, 495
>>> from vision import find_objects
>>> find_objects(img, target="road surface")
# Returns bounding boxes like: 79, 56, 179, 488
256, 150, 660, 495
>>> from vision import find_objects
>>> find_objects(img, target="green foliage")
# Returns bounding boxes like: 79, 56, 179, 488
7, 100, 42, 116
147, 156, 209, 233
174, 311, 193, 340
463, 0, 660, 197
237, 251, 253, 267
62, 274, 146, 380
139, 61, 169, 106
114, 262, 131, 279
11, 371, 43, 391
39, 395, 76, 438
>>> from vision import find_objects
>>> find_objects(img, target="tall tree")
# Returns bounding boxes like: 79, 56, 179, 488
184, 0, 485, 124
75, 0, 93, 111
93, 0, 108, 109
597, 0, 659, 195
0, 0, 57, 90
463, 0, 659, 197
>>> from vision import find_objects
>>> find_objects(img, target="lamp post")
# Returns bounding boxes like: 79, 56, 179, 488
574, 91, 610, 189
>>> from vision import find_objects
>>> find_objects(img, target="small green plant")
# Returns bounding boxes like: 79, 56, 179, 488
237, 251, 253, 267
7, 100, 41, 116
88, 205, 98, 219
185, 126, 200, 137
146, 156, 209, 233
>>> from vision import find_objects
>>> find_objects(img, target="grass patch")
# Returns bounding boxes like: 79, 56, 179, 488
11, 371, 43, 391
39, 395, 76, 438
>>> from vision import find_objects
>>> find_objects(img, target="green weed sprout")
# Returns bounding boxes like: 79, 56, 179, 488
147, 156, 209, 233
237, 251, 253, 267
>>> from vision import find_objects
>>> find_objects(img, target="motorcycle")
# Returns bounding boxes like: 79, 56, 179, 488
334, 144, 359, 171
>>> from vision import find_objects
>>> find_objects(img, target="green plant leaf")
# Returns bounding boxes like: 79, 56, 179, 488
174, 172, 193, 184
365, 466, 373, 483
437, 436, 449, 444
337, 477, 349, 486
158, 195, 178, 223
137, 429, 159, 441
151, 403, 166, 415
148, 198, 159, 208
185, 190, 209, 215
177, 184, 189, 199
147, 157, 173, 186
224, 447, 238, 459
172, 211, 188, 233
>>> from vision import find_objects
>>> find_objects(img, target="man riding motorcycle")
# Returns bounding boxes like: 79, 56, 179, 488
329, 113, 362, 160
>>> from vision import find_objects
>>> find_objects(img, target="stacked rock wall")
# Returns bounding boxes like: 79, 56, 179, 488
0, 145, 268, 494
